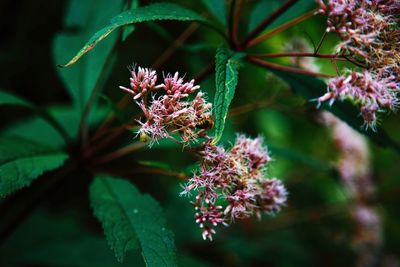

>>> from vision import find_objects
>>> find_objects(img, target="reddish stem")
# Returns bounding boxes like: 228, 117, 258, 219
229, 0, 244, 49
247, 56, 334, 78
314, 30, 327, 54
245, 9, 317, 48
92, 142, 147, 165
241, 0, 299, 49
194, 62, 214, 83
249, 52, 346, 60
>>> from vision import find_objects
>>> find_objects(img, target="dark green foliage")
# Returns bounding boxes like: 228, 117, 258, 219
1, 0, 400, 266
0, 136, 68, 198
54, 0, 125, 111
90, 176, 176, 266
0, 90, 32, 108
0, 210, 145, 267
59, 3, 208, 68
201, 0, 227, 26
212, 46, 241, 144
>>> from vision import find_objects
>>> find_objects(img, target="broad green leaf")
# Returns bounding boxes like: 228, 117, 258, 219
0, 90, 71, 142
201, 0, 227, 26
270, 70, 400, 153
53, 0, 124, 111
90, 176, 176, 266
0, 90, 32, 108
0, 136, 68, 198
121, 0, 139, 41
60, 3, 208, 68
0, 210, 144, 267
212, 46, 242, 145
2, 106, 107, 148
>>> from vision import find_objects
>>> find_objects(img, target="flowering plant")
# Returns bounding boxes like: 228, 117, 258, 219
1, 0, 399, 266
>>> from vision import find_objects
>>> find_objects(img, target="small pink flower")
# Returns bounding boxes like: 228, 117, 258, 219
230, 135, 271, 171
257, 178, 288, 216
120, 66, 157, 100
157, 72, 200, 98
182, 135, 287, 241
318, 70, 398, 128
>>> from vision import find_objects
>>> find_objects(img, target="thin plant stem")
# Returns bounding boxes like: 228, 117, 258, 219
36, 108, 72, 145
79, 40, 120, 149
134, 167, 188, 180
249, 52, 346, 60
101, 167, 189, 180
194, 62, 214, 83
245, 9, 317, 48
331, 58, 341, 76
247, 56, 334, 78
152, 22, 200, 69
343, 55, 369, 68
314, 30, 327, 54
241, 0, 299, 49
92, 142, 147, 165
229, 0, 244, 49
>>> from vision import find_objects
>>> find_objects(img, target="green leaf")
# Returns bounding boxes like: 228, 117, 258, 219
0, 136, 68, 198
53, 0, 124, 111
0, 210, 144, 267
121, 0, 139, 41
0, 90, 32, 108
212, 46, 242, 145
90, 176, 177, 267
2, 105, 107, 148
59, 3, 208, 68
201, 0, 227, 26
0, 90, 72, 142
270, 70, 400, 153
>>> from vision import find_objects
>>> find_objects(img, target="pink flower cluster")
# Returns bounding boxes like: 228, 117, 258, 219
317, 0, 400, 128
181, 135, 287, 241
120, 66, 212, 144
318, 69, 398, 128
